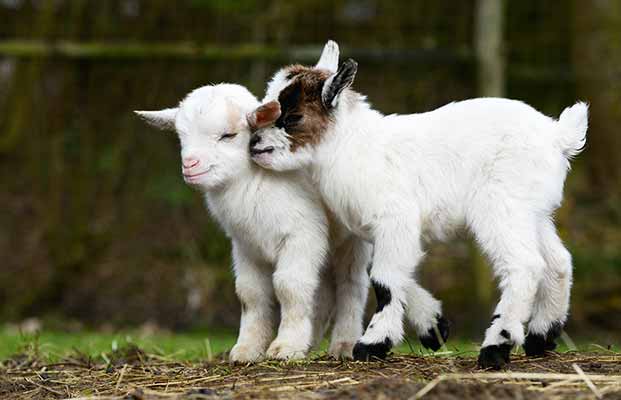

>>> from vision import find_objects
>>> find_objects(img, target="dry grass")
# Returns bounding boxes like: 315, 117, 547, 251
1, 345, 620, 399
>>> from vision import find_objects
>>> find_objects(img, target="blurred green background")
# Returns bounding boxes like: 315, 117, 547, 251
0, 0, 619, 345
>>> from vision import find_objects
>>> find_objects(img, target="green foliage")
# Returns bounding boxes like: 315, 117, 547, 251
145, 173, 195, 207
189, 0, 260, 13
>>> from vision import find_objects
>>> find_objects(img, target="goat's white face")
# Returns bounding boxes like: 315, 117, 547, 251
136, 84, 259, 190
248, 40, 357, 172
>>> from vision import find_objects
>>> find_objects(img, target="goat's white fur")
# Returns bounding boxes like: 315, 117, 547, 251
315, 40, 340, 73
257, 43, 446, 342
135, 81, 370, 362
252, 50, 587, 360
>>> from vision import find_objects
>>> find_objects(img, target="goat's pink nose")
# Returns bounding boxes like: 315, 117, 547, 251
182, 158, 200, 169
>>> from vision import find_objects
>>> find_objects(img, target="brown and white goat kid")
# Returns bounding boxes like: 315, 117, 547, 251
135, 79, 370, 361
248, 41, 587, 369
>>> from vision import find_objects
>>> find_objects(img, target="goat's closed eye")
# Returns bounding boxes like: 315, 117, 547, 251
219, 132, 238, 141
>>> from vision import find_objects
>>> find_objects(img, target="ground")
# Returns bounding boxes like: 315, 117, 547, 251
1, 332, 620, 399
3, 348, 620, 399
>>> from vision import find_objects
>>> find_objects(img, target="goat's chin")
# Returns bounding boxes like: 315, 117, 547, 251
251, 153, 276, 170
184, 174, 225, 191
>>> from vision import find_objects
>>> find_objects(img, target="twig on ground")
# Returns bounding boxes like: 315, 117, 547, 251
573, 363, 603, 399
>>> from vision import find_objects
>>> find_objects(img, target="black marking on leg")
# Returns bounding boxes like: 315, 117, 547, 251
477, 343, 513, 370
523, 321, 564, 357
352, 338, 392, 361
523, 333, 547, 357
491, 314, 500, 322
419, 315, 451, 351
371, 279, 392, 312
500, 329, 511, 340
548, 321, 563, 341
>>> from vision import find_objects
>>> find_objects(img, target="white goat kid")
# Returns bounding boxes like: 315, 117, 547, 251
136, 82, 370, 362
255, 42, 451, 353
248, 43, 587, 370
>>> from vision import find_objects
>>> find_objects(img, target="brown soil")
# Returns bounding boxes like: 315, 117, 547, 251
1, 347, 620, 399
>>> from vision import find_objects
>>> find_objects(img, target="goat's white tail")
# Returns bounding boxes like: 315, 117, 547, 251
556, 102, 588, 158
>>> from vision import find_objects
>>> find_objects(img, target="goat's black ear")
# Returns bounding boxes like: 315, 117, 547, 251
321, 58, 358, 109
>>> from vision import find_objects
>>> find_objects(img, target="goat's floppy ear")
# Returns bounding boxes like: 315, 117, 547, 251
315, 40, 339, 73
134, 108, 178, 131
247, 101, 281, 132
321, 58, 357, 109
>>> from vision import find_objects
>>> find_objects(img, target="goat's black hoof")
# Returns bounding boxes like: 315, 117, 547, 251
523, 322, 563, 357
477, 343, 513, 370
419, 315, 451, 351
352, 338, 392, 361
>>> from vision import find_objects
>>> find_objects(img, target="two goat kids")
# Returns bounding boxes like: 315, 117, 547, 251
138, 40, 587, 370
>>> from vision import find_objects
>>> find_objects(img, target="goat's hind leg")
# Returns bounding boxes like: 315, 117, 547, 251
311, 267, 336, 350
406, 281, 450, 351
524, 219, 572, 356
473, 212, 545, 370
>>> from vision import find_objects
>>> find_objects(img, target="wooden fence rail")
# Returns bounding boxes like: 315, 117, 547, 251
0, 40, 572, 82
0, 39, 470, 62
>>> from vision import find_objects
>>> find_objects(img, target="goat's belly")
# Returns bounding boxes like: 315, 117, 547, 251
325, 200, 374, 243
421, 209, 465, 243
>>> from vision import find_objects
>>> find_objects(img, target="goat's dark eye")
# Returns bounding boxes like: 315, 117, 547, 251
219, 133, 238, 141
285, 114, 303, 126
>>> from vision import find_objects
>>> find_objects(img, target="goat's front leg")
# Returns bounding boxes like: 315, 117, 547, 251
328, 236, 371, 359
267, 236, 326, 360
353, 218, 424, 361
229, 244, 276, 363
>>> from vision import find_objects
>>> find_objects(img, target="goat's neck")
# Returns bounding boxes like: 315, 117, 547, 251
204, 161, 260, 213
308, 101, 384, 233
312, 100, 382, 177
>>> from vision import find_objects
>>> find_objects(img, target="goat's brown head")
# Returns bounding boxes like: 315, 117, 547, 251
248, 41, 358, 171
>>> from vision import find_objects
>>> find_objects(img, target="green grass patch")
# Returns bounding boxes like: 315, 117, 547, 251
0, 328, 237, 362
1, 327, 617, 363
